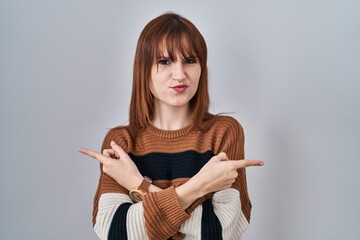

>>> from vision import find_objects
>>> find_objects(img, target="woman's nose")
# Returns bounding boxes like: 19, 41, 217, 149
172, 62, 186, 81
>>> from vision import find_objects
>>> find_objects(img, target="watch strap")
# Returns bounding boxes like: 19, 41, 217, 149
139, 176, 152, 193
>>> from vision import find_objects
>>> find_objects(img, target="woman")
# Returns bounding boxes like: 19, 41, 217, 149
79, 12, 263, 240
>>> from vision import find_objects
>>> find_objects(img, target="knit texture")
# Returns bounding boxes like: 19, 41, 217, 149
92, 115, 252, 240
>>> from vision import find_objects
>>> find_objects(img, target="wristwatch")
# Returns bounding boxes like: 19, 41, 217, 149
129, 176, 152, 202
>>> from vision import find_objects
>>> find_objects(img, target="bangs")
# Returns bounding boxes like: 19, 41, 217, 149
155, 32, 199, 61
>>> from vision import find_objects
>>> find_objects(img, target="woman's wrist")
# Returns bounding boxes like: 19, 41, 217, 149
123, 175, 144, 191
127, 175, 207, 209
148, 183, 162, 192
175, 176, 206, 210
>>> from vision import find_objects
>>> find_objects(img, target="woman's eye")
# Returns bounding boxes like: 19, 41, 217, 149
185, 58, 197, 64
158, 59, 171, 65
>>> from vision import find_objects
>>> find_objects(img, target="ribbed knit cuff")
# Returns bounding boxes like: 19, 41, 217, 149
155, 186, 190, 227
143, 186, 190, 239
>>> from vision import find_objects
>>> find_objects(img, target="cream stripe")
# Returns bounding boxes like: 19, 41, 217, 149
212, 189, 249, 240
180, 205, 202, 239
126, 202, 148, 239
94, 193, 132, 240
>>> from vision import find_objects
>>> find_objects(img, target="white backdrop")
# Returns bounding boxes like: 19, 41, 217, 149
1, 1, 359, 239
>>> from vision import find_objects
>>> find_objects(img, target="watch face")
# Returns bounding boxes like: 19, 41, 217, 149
130, 189, 144, 202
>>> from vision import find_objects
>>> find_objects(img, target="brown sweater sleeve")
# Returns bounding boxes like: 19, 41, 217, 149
92, 127, 130, 226
217, 117, 252, 223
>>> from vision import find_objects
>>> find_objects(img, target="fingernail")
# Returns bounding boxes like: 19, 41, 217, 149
110, 141, 115, 145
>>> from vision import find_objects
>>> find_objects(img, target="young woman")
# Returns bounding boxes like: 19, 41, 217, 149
79, 12, 263, 240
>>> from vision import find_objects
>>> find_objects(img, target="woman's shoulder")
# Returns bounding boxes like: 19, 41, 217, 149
105, 125, 132, 137
203, 114, 244, 133
199, 115, 245, 153
101, 125, 134, 151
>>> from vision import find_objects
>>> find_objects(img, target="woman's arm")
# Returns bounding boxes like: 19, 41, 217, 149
80, 143, 261, 239
178, 117, 263, 239
80, 117, 263, 240
178, 183, 250, 239
80, 142, 261, 240
80, 140, 190, 240
176, 157, 261, 239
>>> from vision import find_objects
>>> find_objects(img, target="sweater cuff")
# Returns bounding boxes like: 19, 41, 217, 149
155, 186, 190, 227
143, 186, 190, 239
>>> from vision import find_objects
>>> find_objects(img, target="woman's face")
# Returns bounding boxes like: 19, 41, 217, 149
150, 50, 201, 111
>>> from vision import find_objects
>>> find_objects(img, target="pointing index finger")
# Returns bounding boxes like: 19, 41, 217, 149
78, 148, 109, 165
230, 159, 264, 169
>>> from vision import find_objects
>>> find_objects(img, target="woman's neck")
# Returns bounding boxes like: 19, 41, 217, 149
151, 104, 192, 131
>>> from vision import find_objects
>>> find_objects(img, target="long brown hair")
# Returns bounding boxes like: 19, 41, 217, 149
129, 12, 212, 136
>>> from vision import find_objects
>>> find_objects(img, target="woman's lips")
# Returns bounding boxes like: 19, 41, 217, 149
171, 84, 188, 93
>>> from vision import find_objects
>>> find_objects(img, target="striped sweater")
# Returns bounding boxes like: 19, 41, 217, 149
92, 115, 252, 240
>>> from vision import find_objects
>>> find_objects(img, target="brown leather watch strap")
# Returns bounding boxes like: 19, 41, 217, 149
139, 176, 152, 193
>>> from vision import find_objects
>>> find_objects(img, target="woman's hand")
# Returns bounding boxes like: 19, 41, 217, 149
193, 152, 263, 195
175, 152, 263, 209
79, 141, 143, 190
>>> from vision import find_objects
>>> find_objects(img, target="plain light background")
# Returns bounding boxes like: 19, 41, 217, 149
1, 1, 359, 239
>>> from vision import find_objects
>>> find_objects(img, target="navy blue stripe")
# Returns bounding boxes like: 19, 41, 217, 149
129, 150, 214, 180
108, 203, 131, 240
201, 199, 223, 240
